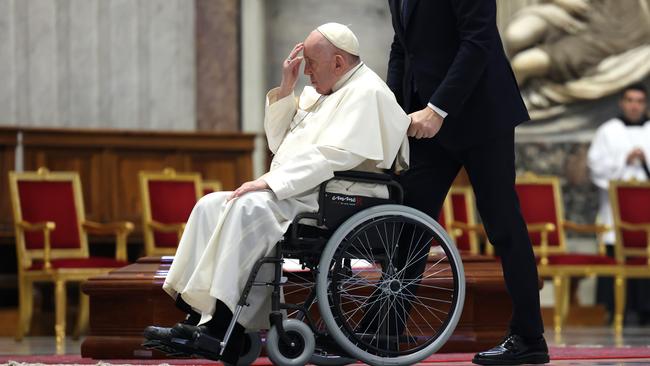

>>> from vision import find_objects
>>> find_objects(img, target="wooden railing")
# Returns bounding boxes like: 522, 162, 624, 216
0, 126, 255, 238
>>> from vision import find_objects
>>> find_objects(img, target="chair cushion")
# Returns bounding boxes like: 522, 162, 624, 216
541, 254, 617, 265
28, 257, 128, 271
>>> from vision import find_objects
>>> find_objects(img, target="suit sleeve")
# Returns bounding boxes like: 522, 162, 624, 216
387, 32, 405, 105
428, 0, 495, 117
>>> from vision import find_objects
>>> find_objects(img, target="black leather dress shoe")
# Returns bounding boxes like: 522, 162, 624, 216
472, 334, 549, 365
143, 326, 174, 342
143, 323, 206, 342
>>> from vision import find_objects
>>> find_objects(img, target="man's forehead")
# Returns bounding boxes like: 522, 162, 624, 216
622, 90, 647, 100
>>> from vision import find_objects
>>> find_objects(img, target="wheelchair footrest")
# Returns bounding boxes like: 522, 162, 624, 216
142, 339, 192, 358
190, 332, 223, 360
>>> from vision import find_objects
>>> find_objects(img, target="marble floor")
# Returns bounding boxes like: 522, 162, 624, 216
0, 327, 649, 365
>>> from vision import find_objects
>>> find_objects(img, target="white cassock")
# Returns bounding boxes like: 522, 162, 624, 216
587, 118, 650, 244
163, 63, 410, 330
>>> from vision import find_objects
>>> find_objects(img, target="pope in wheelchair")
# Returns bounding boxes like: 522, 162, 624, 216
143, 23, 465, 366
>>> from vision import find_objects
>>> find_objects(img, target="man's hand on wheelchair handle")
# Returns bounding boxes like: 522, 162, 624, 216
407, 106, 444, 139
228, 179, 270, 201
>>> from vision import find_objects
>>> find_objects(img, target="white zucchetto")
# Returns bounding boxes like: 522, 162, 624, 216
316, 22, 360, 56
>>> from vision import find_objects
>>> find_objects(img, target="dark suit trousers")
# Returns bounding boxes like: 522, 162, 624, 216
398, 122, 545, 338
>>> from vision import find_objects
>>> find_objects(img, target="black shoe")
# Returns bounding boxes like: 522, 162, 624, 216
143, 326, 174, 342
143, 323, 207, 342
172, 323, 209, 339
472, 334, 549, 365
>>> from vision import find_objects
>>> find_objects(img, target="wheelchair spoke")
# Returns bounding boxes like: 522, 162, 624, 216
400, 265, 453, 289
395, 292, 426, 345
340, 292, 390, 331
325, 214, 462, 358
374, 225, 393, 266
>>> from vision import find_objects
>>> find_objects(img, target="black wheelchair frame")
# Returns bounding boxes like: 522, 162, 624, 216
219, 171, 404, 357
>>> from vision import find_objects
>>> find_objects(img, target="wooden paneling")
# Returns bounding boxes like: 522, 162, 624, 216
81, 255, 513, 358
0, 127, 255, 238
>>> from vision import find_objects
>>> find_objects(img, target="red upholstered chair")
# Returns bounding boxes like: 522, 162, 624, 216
609, 179, 650, 325
201, 179, 223, 196
139, 168, 201, 256
515, 173, 623, 333
9, 168, 133, 348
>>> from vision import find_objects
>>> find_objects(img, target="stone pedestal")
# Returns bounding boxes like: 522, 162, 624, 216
81, 255, 517, 359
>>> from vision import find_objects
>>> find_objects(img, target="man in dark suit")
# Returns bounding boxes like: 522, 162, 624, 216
387, 1, 549, 364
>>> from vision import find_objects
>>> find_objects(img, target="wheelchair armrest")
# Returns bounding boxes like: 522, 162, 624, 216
333, 171, 393, 182
324, 171, 403, 205
289, 171, 404, 241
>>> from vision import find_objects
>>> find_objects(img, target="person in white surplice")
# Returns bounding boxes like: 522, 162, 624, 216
587, 83, 650, 325
143, 23, 410, 364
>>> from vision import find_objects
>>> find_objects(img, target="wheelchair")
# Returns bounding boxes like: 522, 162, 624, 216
194, 171, 465, 366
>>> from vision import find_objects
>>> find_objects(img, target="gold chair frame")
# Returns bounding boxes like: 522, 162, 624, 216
446, 186, 481, 255
139, 168, 202, 256
515, 172, 622, 334
609, 179, 650, 330
9, 168, 133, 350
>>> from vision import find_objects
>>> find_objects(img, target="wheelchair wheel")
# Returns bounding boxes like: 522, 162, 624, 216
316, 204, 465, 366
267, 319, 315, 366
237, 332, 262, 366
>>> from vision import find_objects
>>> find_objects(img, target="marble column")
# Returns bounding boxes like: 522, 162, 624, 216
195, 0, 240, 132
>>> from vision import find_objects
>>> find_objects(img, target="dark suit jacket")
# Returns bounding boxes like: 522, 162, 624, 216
387, 0, 529, 149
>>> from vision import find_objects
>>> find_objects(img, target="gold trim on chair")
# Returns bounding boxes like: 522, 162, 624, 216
8, 167, 133, 352
516, 172, 624, 335
139, 167, 202, 256
202, 179, 224, 195
609, 179, 650, 333
447, 186, 481, 255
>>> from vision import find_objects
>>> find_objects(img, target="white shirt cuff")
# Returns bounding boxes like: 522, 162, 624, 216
427, 103, 448, 119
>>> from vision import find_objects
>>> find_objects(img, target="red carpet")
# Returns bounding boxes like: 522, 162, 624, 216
2, 346, 650, 365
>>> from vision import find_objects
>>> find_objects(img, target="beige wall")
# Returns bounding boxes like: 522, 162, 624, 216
0, 0, 195, 130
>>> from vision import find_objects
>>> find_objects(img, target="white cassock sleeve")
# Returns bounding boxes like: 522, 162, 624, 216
261, 146, 365, 200
264, 88, 297, 154
587, 127, 629, 189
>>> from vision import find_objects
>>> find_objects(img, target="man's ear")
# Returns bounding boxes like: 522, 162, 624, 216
334, 54, 347, 74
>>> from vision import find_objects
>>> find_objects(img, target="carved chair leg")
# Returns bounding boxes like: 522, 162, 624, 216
73, 289, 89, 339
552, 275, 564, 334
54, 280, 67, 354
560, 275, 571, 322
15, 278, 34, 341
613, 275, 626, 335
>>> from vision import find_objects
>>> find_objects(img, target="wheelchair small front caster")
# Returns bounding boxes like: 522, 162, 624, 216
267, 319, 315, 366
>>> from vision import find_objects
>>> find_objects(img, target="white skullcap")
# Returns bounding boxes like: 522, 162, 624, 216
316, 22, 360, 56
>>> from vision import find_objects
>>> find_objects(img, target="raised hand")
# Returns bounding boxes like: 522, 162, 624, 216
279, 43, 305, 99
